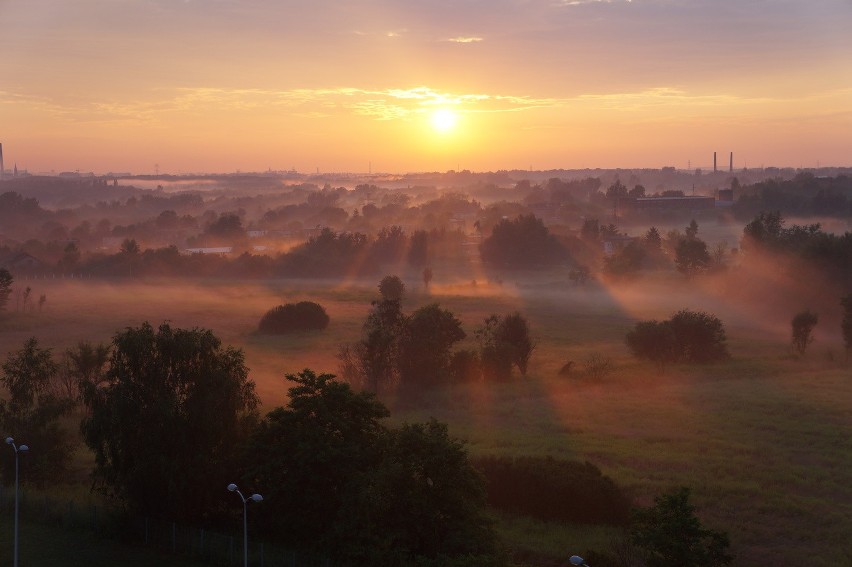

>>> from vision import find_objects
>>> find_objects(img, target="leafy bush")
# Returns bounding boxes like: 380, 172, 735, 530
472, 455, 631, 525
258, 301, 330, 334
627, 309, 729, 367
669, 309, 729, 363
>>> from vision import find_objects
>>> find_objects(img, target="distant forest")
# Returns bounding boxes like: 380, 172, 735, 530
1, 170, 850, 284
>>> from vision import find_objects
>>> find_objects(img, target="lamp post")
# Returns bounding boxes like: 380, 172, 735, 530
6, 437, 28, 567
569, 555, 590, 567
228, 483, 263, 567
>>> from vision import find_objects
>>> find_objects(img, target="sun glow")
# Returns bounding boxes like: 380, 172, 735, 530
430, 108, 459, 133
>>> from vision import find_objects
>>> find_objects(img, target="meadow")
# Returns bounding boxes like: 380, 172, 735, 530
0, 268, 850, 566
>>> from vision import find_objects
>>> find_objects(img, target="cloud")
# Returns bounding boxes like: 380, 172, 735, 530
558, 0, 632, 5
446, 36, 484, 43
4, 84, 846, 129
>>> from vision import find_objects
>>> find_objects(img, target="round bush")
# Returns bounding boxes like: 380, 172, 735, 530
258, 301, 330, 334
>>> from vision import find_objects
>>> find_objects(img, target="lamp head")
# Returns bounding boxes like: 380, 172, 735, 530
250, 494, 263, 502
227, 483, 238, 492
569, 556, 587, 566
5, 437, 12, 445
18, 445, 28, 452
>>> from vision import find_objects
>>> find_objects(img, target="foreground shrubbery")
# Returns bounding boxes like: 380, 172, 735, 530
257, 301, 329, 334
472, 455, 631, 526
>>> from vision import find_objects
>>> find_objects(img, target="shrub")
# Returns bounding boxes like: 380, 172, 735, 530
258, 301, 330, 334
791, 310, 818, 355
669, 309, 729, 363
472, 455, 631, 525
628, 310, 728, 367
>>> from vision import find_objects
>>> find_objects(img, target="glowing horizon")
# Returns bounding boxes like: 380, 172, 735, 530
1, 1, 850, 174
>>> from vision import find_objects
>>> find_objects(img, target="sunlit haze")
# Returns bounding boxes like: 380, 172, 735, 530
1, 0, 851, 173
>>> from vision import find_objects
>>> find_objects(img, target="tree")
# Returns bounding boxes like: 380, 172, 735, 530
422, 266, 433, 289
476, 312, 535, 379
630, 487, 733, 567
378, 274, 405, 301
628, 184, 646, 198
497, 312, 535, 376
397, 304, 466, 394
842, 295, 852, 360
606, 179, 628, 219
643, 226, 662, 252
791, 310, 818, 355
120, 238, 140, 255
257, 301, 330, 334
675, 237, 711, 277
243, 370, 389, 552
370, 225, 408, 264
58, 241, 81, 272
205, 212, 246, 240
603, 240, 646, 279
358, 294, 405, 394
0, 337, 73, 485
685, 219, 700, 240
80, 322, 259, 522
742, 211, 784, 250
341, 420, 497, 563
243, 371, 496, 564
480, 214, 567, 268
68, 341, 110, 393
0, 268, 12, 311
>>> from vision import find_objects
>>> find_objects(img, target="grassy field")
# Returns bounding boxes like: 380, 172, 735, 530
1, 271, 850, 566
0, 514, 212, 567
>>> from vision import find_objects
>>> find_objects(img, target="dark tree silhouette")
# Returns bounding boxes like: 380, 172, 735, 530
480, 214, 567, 268
631, 487, 733, 567
791, 310, 818, 355
80, 322, 259, 522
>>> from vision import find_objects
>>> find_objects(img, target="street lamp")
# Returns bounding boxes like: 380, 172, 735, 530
569, 555, 590, 567
6, 437, 28, 567
228, 483, 263, 567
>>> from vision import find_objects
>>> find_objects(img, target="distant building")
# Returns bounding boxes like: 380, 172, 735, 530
182, 247, 233, 255
0, 251, 46, 271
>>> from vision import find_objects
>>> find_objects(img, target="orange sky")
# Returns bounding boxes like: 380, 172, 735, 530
1, 1, 850, 174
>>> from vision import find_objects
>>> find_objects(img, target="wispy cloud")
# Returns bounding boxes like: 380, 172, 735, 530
558, 0, 632, 5
4, 84, 842, 128
446, 36, 483, 43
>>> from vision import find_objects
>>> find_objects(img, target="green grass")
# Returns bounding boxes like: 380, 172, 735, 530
0, 515, 212, 567
1, 271, 851, 566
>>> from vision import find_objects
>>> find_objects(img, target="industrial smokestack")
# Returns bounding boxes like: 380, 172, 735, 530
714, 152, 717, 173
730, 152, 733, 173
0, 143, 4, 180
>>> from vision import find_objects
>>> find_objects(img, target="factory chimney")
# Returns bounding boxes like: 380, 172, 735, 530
713, 151, 717, 173
729, 152, 733, 173
0, 143, 4, 180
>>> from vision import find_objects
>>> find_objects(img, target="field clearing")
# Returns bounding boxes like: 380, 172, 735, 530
1, 273, 850, 566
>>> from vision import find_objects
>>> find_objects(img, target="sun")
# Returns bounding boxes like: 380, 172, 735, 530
430, 108, 459, 133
